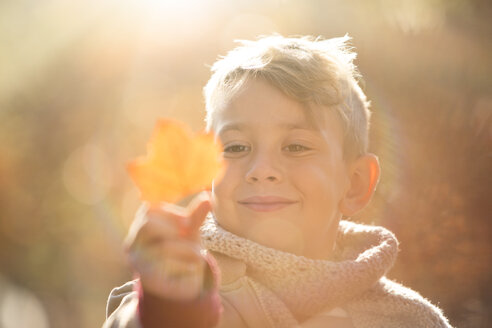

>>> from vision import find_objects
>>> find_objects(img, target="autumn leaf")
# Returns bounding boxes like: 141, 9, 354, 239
127, 119, 224, 204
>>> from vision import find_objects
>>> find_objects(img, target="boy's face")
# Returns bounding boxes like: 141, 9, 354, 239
212, 79, 350, 259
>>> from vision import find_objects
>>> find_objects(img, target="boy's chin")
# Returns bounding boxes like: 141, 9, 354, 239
245, 218, 305, 255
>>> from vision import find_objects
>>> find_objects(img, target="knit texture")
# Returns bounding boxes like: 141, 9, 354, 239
201, 215, 453, 328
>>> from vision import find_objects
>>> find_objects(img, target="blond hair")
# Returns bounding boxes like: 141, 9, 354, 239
203, 34, 371, 159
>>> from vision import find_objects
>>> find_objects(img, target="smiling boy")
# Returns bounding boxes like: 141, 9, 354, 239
211, 77, 372, 261
103, 35, 452, 328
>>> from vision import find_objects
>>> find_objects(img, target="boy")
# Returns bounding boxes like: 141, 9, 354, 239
103, 35, 452, 327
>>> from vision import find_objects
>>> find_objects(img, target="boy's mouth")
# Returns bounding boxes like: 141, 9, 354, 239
238, 196, 298, 212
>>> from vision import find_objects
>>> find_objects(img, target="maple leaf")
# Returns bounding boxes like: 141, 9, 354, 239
127, 119, 224, 204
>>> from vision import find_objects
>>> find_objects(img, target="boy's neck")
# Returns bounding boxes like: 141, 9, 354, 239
301, 218, 340, 260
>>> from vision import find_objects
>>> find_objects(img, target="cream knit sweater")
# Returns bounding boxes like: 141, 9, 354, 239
201, 216, 453, 328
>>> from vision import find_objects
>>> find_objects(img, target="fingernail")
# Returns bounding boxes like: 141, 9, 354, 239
176, 193, 198, 207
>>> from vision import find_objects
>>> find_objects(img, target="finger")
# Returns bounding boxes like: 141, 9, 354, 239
161, 238, 204, 263
127, 240, 162, 273
128, 238, 204, 276
124, 203, 150, 250
124, 209, 182, 252
187, 192, 212, 237
137, 245, 206, 301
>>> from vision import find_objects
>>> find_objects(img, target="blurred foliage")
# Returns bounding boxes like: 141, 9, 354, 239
0, 0, 491, 327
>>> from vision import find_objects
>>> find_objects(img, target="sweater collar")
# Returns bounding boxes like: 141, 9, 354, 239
201, 216, 399, 317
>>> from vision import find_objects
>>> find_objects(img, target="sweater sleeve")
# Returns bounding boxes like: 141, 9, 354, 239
136, 252, 222, 328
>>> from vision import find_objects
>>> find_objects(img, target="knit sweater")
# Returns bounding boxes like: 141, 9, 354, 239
199, 216, 453, 328
104, 217, 453, 328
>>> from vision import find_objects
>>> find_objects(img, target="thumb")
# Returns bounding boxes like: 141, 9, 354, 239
186, 192, 212, 238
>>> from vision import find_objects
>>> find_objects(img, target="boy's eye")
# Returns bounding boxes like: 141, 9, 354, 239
283, 144, 311, 152
224, 145, 247, 152
223, 144, 250, 154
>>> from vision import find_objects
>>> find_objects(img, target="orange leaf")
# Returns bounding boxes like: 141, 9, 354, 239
127, 119, 224, 204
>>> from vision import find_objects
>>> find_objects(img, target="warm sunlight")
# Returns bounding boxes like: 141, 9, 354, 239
1, 0, 489, 327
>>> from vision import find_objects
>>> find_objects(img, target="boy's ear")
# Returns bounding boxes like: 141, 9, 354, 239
339, 154, 380, 216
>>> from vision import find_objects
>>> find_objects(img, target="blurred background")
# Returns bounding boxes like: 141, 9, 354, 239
0, 0, 491, 327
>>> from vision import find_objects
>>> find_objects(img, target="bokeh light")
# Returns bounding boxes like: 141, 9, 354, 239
0, 276, 49, 328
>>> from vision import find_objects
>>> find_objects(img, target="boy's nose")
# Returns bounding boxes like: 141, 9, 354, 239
245, 154, 282, 184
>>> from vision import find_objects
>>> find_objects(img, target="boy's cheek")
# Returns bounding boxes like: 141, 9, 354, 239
211, 179, 229, 201
213, 164, 242, 192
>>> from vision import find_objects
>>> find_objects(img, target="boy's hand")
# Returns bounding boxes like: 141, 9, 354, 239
124, 193, 212, 301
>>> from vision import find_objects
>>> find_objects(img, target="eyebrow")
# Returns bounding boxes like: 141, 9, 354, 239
218, 123, 244, 134
218, 122, 315, 134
